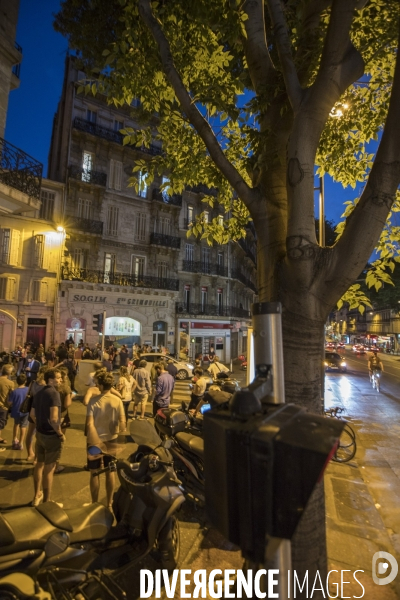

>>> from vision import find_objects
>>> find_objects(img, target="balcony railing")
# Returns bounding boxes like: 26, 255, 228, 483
0, 137, 43, 199
186, 184, 217, 196
182, 260, 228, 278
176, 302, 250, 319
61, 267, 179, 291
67, 216, 103, 235
73, 118, 163, 156
152, 188, 182, 206
69, 165, 107, 186
232, 268, 257, 292
238, 238, 256, 264
150, 232, 181, 249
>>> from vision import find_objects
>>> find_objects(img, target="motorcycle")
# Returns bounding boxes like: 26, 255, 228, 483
154, 389, 233, 506
0, 420, 184, 589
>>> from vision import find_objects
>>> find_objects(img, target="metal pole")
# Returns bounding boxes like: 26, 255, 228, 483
318, 175, 325, 247
252, 302, 285, 404
252, 302, 291, 596
101, 310, 106, 357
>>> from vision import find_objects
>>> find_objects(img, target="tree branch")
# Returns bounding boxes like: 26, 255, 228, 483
242, 0, 274, 95
265, 0, 303, 112
328, 20, 400, 296
137, 0, 258, 213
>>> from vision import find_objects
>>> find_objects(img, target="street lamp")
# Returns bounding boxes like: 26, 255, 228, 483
57, 225, 65, 233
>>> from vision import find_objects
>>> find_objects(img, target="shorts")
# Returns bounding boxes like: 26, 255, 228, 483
133, 394, 149, 406
87, 439, 118, 470
14, 413, 29, 428
0, 409, 8, 430
35, 431, 64, 465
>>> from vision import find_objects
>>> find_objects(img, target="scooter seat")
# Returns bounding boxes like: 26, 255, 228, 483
175, 432, 204, 459
0, 503, 113, 556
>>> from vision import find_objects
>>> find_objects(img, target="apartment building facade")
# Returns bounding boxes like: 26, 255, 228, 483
48, 57, 256, 360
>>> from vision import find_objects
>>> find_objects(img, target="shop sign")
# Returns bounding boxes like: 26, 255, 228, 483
184, 285, 191, 291
66, 317, 87, 330
201, 286, 208, 292
180, 322, 189, 330
217, 288, 223, 293
190, 322, 233, 329
27, 318, 47, 325
70, 292, 168, 308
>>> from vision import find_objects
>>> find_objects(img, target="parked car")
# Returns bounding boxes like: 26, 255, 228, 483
325, 352, 347, 372
139, 353, 194, 380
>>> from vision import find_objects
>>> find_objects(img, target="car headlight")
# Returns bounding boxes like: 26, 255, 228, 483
186, 364, 193, 369
341, 362, 346, 367
324, 362, 328, 366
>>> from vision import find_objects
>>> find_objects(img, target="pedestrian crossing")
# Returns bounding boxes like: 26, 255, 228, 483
170, 379, 192, 408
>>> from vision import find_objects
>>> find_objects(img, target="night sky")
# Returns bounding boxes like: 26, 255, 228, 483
5, 0, 360, 227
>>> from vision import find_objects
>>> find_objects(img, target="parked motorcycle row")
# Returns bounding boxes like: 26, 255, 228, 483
0, 372, 240, 599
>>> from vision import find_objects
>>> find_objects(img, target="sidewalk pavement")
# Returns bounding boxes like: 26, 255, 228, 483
1, 365, 400, 598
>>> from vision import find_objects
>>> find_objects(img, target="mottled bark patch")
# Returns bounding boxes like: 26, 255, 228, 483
370, 191, 394, 208
287, 235, 315, 260
288, 157, 304, 186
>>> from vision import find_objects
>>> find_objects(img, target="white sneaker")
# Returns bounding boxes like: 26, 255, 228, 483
31, 491, 43, 507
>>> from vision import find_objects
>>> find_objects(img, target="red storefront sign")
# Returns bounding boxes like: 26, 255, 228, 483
190, 322, 233, 329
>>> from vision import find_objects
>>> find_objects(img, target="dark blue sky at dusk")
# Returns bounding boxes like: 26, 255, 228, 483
5, 0, 362, 227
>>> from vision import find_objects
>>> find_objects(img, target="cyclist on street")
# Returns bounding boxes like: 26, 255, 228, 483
368, 349, 384, 381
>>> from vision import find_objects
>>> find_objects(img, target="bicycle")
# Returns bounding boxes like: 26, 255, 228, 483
324, 406, 356, 463
370, 368, 382, 392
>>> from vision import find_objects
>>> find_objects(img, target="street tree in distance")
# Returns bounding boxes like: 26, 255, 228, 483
55, 0, 400, 592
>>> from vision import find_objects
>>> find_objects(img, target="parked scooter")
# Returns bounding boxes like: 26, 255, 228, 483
0, 420, 184, 589
154, 389, 232, 506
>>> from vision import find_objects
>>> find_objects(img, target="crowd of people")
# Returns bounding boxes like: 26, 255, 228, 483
0, 336, 229, 509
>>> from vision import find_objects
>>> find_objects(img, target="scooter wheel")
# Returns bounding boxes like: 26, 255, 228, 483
157, 516, 180, 571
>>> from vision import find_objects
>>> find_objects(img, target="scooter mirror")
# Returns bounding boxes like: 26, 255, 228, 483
44, 531, 70, 558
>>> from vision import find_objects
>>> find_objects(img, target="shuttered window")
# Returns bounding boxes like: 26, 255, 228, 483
0, 278, 16, 300
106, 206, 119, 236
135, 213, 147, 242
0, 229, 20, 265
32, 280, 48, 303
109, 159, 123, 191
40, 191, 55, 220
77, 198, 93, 219
33, 235, 45, 268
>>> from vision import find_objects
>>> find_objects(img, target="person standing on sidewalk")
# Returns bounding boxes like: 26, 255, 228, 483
0, 365, 15, 448
153, 362, 174, 416
132, 360, 152, 419
30, 369, 65, 506
8, 373, 29, 450
85, 371, 126, 508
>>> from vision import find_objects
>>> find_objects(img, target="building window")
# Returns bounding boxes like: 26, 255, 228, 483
161, 175, 170, 201
0, 277, 16, 300
32, 280, 47, 303
218, 215, 224, 226
138, 171, 148, 198
77, 198, 93, 219
157, 216, 170, 235
202, 247, 210, 273
82, 151, 94, 183
185, 244, 194, 263
217, 252, 224, 266
184, 285, 190, 310
135, 213, 147, 242
114, 119, 123, 131
104, 253, 115, 283
131, 256, 145, 279
33, 234, 45, 268
106, 206, 119, 236
87, 109, 97, 123
217, 288, 224, 314
187, 205, 194, 226
72, 248, 87, 269
158, 260, 169, 279
109, 159, 123, 191
0, 229, 20, 266
201, 287, 208, 312
40, 190, 55, 220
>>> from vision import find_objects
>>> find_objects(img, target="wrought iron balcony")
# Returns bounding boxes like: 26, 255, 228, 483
176, 302, 250, 319
66, 216, 103, 235
232, 268, 257, 292
61, 267, 179, 291
152, 188, 182, 206
73, 117, 163, 156
0, 137, 42, 199
69, 165, 107, 186
150, 232, 181, 249
238, 238, 256, 264
186, 184, 217, 196
181, 260, 228, 277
